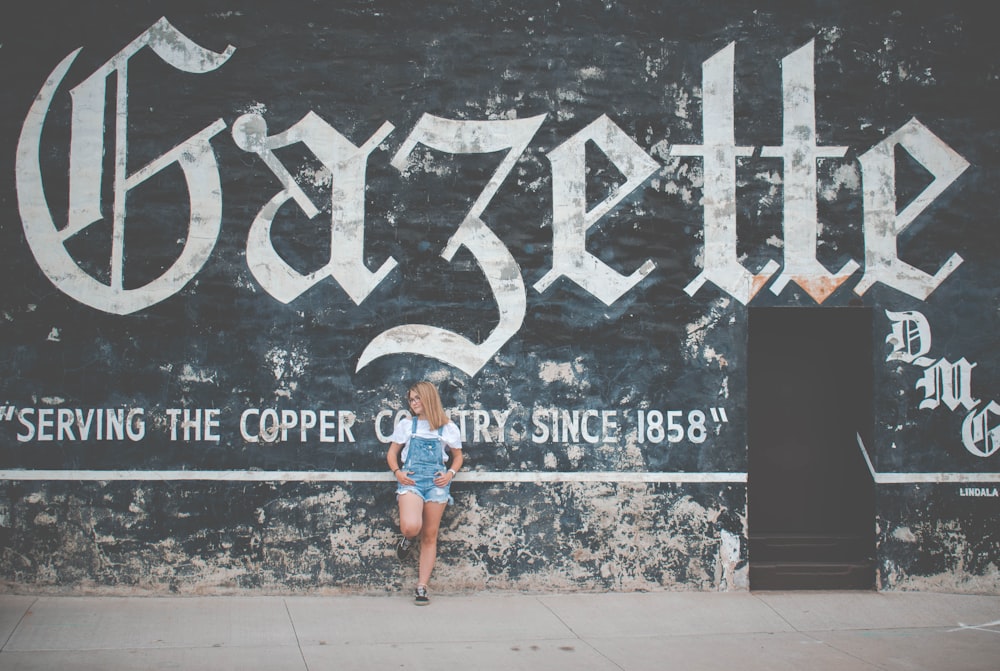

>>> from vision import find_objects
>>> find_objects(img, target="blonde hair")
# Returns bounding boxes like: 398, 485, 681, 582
408, 381, 450, 430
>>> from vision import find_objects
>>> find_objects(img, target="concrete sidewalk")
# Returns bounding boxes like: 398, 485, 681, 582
0, 590, 998, 670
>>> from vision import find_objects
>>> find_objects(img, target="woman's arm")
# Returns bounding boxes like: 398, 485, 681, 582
387, 442, 413, 484
435, 447, 463, 487
448, 448, 464, 473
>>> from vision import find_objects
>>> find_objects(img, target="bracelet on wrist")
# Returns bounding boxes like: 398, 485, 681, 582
447, 469, 457, 476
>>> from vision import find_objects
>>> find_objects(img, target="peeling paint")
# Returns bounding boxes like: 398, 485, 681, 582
0, 0, 996, 597
0, 481, 745, 594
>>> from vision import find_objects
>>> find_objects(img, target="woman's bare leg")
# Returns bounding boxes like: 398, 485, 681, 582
398, 492, 424, 539
417, 501, 447, 586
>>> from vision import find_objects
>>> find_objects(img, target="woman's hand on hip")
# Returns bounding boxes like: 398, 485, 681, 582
433, 470, 455, 487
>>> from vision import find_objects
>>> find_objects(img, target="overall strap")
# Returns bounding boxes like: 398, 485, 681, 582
412, 417, 446, 458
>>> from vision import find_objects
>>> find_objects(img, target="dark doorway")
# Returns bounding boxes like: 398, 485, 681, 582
748, 307, 875, 589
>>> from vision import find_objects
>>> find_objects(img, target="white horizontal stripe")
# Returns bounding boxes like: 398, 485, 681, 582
0, 470, 745, 483
873, 472, 1000, 484
855, 434, 1000, 483
4, 463, 997, 485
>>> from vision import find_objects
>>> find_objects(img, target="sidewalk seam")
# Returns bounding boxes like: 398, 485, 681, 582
752, 594, 891, 670
0, 597, 37, 653
535, 596, 626, 671
283, 598, 311, 671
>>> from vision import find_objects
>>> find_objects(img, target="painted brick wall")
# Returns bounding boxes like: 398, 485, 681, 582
0, 0, 996, 594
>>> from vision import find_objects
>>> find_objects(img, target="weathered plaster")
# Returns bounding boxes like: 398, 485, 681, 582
0, 0, 996, 594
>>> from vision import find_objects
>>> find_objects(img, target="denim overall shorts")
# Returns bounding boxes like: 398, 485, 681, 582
397, 418, 453, 505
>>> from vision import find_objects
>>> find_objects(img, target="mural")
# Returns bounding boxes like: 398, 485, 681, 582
0, 0, 996, 593
885, 310, 997, 459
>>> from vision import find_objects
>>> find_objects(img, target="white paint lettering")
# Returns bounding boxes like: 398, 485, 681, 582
763, 40, 858, 302
17, 408, 145, 442
17, 18, 234, 314
491, 409, 512, 442
16, 24, 973, 378
338, 411, 357, 443
855, 119, 968, 299
602, 410, 620, 443
299, 410, 318, 441
917, 358, 979, 412
531, 408, 552, 444
232, 113, 398, 304
963, 402, 1000, 458
357, 114, 544, 375
672, 43, 780, 304
240, 409, 260, 443
536, 114, 660, 304
473, 410, 492, 444
885, 310, 935, 367
374, 410, 395, 442
16, 409, 35, 442
57, 408, 75, 440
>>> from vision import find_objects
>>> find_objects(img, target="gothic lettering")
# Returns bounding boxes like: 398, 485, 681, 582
15, 23, 975, 376
916, 358, 979, 412
535, 114, 660, 305
356, 114, 545, 375
884, 310, 997, 458
885, 310, 934, 367
762, 41, 858, 302
232, 112, 398, 304
672, 43, 780, 304
963, 402, 1000, 459
854, 119, 969, 299
16, 18, 234, 314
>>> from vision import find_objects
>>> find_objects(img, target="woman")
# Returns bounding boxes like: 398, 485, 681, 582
386, 381, 463, 605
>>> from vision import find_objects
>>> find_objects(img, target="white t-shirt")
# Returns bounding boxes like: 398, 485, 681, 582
391, 418, 463, 465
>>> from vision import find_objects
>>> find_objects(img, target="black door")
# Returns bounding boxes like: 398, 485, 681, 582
748, 307, 875, 589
